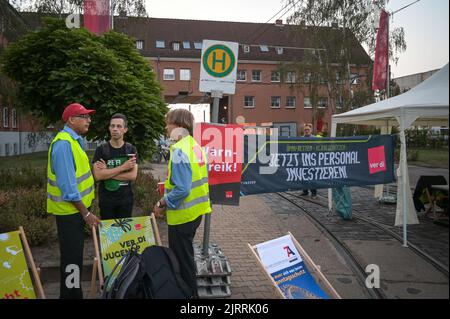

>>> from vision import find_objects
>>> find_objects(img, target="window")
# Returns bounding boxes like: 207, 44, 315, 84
163, 68, 175, 80
194, 42, 202, 50
319, 75, 328, 84
259, 44, 269, 52
237, 70, 247, 81
317, 98, 328, 108
156, 40, 165, 48
252, 70, 261, 82
286, 71, 296, 84
5, 143, 10, 156
304, 97, 312, 109
286, 96, 296, 108
12, 109, 17, 128
244, 96, 255, 108
172, 42, 180, 51
276, 47, 283, 55
271, 71, 281, 82
270, 96, 281, 108
243, 44, 250, 53
13, 143, 18, 155
336, 96, 344, 109
3, 107, 8, 128
182, 41, 191, 49
136, 40, 144, 50
350, 73, 360, 85
180, 69, 191, 81
336, 72, 343, 84
304, 72, 311, 84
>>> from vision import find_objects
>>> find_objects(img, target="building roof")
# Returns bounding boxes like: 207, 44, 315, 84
19, 13, 371, 65
113, 17, 371, 64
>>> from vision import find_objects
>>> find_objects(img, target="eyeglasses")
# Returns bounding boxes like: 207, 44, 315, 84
75, 114, 91, 120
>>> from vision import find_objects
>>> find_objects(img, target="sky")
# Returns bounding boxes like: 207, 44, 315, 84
144, 0, 449, 78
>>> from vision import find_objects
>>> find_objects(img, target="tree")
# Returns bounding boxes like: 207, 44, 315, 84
8, 0, 147, 17
1, 18, 167, 158
282, 0, 406, 133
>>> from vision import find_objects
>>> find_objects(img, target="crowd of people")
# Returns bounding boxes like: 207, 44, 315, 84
47, 103, 210, 299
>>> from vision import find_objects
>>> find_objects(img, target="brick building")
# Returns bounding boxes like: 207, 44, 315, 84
112, 17, 372, 136
0, 1, 53, 157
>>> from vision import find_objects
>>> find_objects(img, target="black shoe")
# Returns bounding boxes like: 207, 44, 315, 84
301, 192, 308, 196
311, 192, 317, 198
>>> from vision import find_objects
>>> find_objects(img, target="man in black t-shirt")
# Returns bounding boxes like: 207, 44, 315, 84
92, 113, 138, 220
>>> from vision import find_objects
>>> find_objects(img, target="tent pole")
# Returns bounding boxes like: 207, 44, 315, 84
328, 122, 338, 212
399, 129, 408, 247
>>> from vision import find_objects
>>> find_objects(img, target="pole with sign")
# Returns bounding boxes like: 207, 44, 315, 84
199, 40, 239, 257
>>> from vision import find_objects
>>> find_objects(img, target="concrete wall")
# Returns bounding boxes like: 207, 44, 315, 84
0, 131, 54, 157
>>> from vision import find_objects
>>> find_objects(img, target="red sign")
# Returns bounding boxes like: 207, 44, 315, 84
368, 145, 387, 174
194, 123, 244, 205
84, 0, 110, 35
372, 10, 389, 91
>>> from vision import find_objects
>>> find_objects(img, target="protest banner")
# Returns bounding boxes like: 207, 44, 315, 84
248, 233, 340, 299
194, 123, 244, 205
93, 215, 161, 293
241, 135, 395, 195
0, 227, 45, 299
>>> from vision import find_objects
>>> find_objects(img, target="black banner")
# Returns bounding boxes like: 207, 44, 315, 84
241, 135, 396, 195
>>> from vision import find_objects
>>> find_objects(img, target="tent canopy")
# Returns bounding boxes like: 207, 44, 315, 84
332, 63, 449, 129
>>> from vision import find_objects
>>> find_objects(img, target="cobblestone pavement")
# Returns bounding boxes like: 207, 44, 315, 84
37, 164, 448, 299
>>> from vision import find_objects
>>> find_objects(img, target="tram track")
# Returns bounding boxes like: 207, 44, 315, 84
276, 192, 387, 299
280, 191, 449, 278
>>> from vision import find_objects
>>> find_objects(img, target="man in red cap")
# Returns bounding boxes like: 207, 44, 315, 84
47, 102, 100, 299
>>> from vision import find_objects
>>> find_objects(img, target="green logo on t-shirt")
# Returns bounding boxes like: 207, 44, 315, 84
105, 156, 129, 192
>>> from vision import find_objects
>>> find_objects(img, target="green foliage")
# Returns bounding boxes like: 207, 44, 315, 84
1, 17, 167, 159
0, 187, 56, 246
133, 170, 159, 216
0, 166, 46, 190
282, 0, 407, 115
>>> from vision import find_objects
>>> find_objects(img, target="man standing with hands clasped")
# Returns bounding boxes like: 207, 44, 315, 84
92, 113, 138, 220
47, 103, 100, 299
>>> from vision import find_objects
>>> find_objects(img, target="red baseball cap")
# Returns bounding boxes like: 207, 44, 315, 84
62, 103, 96, 122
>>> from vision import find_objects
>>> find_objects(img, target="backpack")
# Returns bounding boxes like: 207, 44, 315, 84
102, 246, 193, 299
100, 141, 134, 160
332, 187, 352, 220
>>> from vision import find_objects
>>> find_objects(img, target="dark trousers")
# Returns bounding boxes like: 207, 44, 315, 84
55, 214, 85, 299
99, 196, 133, 220
302, 189, 317, 195
168, 215, 202, 298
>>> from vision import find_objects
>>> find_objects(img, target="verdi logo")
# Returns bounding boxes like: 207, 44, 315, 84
202, 44, 236, 78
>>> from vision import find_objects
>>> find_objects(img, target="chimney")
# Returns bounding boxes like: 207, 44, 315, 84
275, 19, 283, 26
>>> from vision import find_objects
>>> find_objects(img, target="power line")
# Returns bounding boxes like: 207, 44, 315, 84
244, 0, 302, 45
391, 0, 421, 15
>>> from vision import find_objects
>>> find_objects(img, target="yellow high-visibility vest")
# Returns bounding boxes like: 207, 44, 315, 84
47, 131, 95, 215
164, 135, 211, 225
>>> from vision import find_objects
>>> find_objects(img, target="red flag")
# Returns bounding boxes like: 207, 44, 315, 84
84, 0, 110, 35
372, 9, 389, 91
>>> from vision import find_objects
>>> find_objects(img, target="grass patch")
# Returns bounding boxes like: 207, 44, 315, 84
409, 147, 449, 168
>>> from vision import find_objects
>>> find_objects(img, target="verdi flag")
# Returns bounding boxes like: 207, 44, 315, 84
84, 0, 110, 35
372, 9, 389, 91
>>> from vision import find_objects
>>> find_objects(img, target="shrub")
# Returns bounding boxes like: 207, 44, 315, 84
0, 188, 55, 246
133, 170, 159, 216
0, 166, 46, 191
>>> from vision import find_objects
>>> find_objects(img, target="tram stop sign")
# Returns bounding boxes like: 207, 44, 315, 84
199, 40, 239, 95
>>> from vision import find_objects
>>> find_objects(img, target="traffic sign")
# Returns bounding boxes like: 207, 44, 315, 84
199, 40, 239, 95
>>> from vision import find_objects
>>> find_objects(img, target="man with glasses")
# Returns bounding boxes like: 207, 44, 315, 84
92, 113, 138, 220
47, 103, 100, 299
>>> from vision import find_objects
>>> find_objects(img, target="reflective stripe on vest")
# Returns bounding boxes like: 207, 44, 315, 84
47, 131, 95, 215
164, 135, 211, 225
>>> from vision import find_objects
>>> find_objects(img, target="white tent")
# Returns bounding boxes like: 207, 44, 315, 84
329, 63, 449, 246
